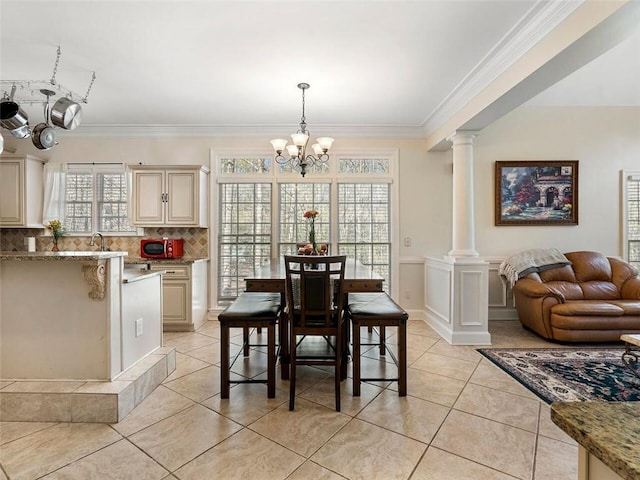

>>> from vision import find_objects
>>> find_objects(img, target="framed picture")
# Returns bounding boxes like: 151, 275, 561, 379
495, 160, 578, 226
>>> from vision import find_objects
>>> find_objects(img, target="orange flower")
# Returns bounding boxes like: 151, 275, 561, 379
303, 209, 318, 219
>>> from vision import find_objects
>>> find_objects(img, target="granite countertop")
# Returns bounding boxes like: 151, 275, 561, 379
122, 265, 165, 284
0, 251, 128, 261
551, 401, 640, 480
125, 256, 209, 265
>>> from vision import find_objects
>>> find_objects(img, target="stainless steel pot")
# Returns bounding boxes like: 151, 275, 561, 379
10, 124, 31, 139
50, 97, 82, 130
32, 123, 56, 150
0, 100, 29, 132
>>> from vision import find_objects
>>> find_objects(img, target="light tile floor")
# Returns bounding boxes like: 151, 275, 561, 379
0, 319, 579, 480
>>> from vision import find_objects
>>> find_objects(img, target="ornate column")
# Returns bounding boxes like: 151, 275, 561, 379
424, 130, 490, 345
447, 131, 479, 258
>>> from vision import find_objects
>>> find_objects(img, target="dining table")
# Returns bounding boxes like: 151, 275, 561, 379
243, 256, 384, 380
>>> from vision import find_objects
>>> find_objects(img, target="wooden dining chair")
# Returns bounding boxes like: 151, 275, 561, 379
284, 254, 347, 411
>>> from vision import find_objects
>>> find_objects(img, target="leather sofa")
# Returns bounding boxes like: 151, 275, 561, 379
512, 251, 640, 342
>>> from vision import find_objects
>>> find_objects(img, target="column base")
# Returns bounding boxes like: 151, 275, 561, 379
424, 256, 491, 345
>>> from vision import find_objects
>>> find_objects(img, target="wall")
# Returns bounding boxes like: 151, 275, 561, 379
474, 106, 640, 259
3, 105, 638, 312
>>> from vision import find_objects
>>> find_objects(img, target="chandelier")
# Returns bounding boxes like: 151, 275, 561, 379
0, 46, 96, 152
270, 83, 334, 177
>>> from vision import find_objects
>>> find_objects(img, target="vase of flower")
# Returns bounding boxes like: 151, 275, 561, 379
303, 209, 319, 254
45, 219, 65, 252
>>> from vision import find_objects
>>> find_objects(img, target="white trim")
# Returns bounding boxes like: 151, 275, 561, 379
66, 124, 427, 139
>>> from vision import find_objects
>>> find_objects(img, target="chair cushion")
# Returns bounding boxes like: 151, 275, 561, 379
347, 292, 408, 320
218, 292, 281, 320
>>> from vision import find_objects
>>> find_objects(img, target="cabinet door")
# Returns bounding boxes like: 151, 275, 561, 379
166, 170, 197, 226
162, 279, 191, 327
132, 170, 165, 225
0, 160, 23, 225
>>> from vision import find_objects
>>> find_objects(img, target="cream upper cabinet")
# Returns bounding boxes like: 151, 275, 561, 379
0, 154, 45, 228
131, 165, 209, 227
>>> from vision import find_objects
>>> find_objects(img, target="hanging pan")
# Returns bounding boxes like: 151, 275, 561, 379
32, 122, 56, 150
32, 89, 57, 150
50, 97, 82, 130
0, 86, 30, 137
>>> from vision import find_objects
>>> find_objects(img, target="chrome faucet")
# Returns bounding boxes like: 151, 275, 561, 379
89, 232, 106, 251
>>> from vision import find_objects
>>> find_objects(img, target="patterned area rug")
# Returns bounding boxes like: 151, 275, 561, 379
477, 347, 640, 404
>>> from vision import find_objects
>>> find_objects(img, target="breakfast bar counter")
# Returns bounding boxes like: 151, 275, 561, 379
551, 401, 640, 480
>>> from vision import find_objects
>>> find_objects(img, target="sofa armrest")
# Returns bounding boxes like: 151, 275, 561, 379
513, 278, 565, 303
512, 278, 565, 339
621, 277, 640, 299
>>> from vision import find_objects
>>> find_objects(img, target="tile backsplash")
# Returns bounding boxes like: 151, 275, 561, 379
0, 227, 209, 258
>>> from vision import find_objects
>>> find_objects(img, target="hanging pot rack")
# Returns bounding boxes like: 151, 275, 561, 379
0, 46, 96, 105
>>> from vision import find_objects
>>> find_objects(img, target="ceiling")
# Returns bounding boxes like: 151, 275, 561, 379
1, 1, 639, 141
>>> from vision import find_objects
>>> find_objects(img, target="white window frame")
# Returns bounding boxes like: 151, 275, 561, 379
622, 170, 640, 268
63, 164, 142, 236
211, 148, 400, 305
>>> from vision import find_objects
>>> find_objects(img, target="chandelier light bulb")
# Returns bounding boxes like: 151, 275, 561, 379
291, 132, 309, 147
316, 137, 334, 152
270, 138, 288, 154
286, 144, 299, 156
312, 143, 323, 156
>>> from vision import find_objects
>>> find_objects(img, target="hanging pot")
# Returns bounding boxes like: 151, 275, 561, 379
32, 123, 56, 150
0, 100, 29, 132
10, 124, 31, 139
50, 97, 82, 130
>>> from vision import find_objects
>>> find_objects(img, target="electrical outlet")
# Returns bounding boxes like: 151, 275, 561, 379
404, 237, 412, 247
135, 318, 143, 337
404, 290, 411, 300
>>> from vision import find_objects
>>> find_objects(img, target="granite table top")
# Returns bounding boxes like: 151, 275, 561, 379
551, 401, 640, 480
0, 251, 128, 261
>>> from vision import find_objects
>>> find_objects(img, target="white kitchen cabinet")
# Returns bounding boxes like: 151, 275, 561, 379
150, 260, 208, 331
0, 154, 45, 228
130, 165, 209, 227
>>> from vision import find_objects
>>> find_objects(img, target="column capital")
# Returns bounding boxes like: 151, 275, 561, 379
446, 130, 481, 146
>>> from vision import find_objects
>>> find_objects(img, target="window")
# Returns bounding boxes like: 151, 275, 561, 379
214, 150, 398, 304
64, 166, 137, 235
279, 183, 330, 255
339, 183, 390, 284
624, 171, 640, 269
218, 182, 272, 300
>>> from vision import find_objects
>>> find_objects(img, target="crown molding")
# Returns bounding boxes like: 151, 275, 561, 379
421, 0, 584, 137
62, 123, 428, 139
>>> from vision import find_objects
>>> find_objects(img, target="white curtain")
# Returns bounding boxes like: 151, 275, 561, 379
42, 163, 67, 223
124, 163, 133, 223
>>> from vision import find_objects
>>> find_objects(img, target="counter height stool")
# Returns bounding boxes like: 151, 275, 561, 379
218, 291, 282, 398
347, 292, 408, 396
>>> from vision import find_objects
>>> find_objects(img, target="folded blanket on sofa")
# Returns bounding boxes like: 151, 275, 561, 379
499, 248, 571, 288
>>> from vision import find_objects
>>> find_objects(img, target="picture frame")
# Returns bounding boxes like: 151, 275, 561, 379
495, 160, 578, 226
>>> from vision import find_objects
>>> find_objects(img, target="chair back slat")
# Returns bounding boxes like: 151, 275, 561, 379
284, 255, 346, 330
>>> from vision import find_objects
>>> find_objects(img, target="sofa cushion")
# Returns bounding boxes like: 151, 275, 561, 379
580, 280, 620, 300
551, 314, 640, 331
608, 300, 640, 315
537, 265, 576, 283
551, 300, 623, 317
545, 281, 584, 300
566, 251, 612, 282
